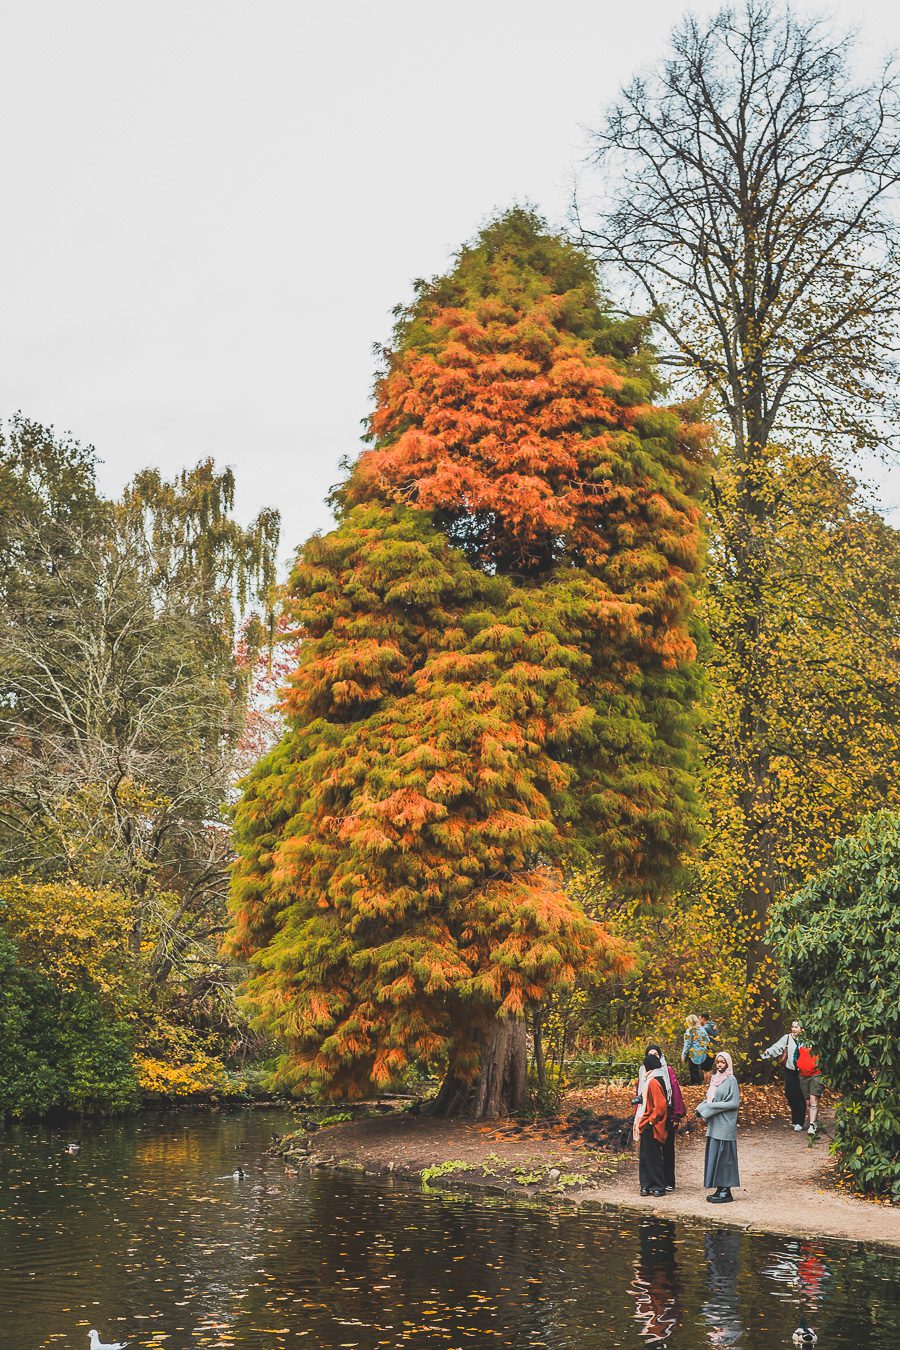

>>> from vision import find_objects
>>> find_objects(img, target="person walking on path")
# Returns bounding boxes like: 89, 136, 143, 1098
796, 1041, 824, 1137
633, 1043, 687, 1191
681, 1014, 710, 1085
637, 1050, 669, 1197
762, 1019, 806, 1131
698, 1012, 719, 1078
695, 1051, 740, 1204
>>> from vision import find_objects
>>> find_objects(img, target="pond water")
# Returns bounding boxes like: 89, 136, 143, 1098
0, 1108, 897, 1349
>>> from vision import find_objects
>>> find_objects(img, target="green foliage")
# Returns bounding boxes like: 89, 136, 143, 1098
0, 420, 280, 1115
512, 1168, 543, 1185
420, 1159, 472, 1189
0, 927, 137, 1116
553, 1172, 588, 1189
232, 213, 706, 1111
419, 1155, 586, 1193
564, 1058, 642, 1089
0, 414, 102, 608
768, 811, 900, 1198
121, 458, 279, 644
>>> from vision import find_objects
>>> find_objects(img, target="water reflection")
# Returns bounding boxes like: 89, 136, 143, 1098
629, 1219, 682, 1342
701, 1230, 743, 1347
762, 1237, 832, 1316
0, 1109, 898, 1349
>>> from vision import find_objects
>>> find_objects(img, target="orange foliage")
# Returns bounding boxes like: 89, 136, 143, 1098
230, 211, 707, 1101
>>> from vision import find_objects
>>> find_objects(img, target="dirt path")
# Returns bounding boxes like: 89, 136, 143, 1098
582, 1112, 898, 1248
289, 1086, 898, 1250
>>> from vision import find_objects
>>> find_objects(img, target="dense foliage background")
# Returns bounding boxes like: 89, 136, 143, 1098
768, 812, 900, 1200
0, 417, 279, 1114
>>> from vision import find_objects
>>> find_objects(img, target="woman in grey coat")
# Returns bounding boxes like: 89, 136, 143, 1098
695, 1051, 740, 1203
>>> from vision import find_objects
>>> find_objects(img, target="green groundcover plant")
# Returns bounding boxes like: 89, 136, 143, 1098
768, 811, 900, 1199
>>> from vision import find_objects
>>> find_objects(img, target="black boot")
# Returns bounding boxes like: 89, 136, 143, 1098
707, 1187, 734, 1204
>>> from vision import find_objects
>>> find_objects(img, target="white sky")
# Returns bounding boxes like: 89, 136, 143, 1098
2, 0, 899, 570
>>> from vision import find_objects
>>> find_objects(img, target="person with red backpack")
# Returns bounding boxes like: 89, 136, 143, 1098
796, 1040, 824, 1136
762, 1019, 806, 1130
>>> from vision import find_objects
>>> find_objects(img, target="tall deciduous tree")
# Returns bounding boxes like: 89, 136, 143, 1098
0, 421, 280, 1104
581, 0, 900, 1030
231, 212, 707, 1114
703, 450, 900, 888
561, 448, 900, 1063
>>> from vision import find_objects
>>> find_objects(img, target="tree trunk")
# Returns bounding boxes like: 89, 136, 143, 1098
425, 1069, 472, 1119
429, 1017, 528, 1119
470, 1017, 527, 1119
532, 1007, 546, 1092
732, 438, 785, 1066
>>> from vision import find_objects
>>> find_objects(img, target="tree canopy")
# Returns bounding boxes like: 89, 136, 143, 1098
231, 210, 708, 1111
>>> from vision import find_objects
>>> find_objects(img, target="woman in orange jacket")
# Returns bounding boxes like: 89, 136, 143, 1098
637, 1050, 669, 1197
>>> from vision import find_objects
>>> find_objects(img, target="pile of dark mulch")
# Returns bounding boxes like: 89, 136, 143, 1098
483, 1106, 637, 1151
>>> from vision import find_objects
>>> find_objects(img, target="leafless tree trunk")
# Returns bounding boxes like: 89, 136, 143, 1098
531, 1004, 546, 1093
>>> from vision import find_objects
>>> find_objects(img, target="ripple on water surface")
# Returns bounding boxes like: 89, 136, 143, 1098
0, 1109, 898, 1349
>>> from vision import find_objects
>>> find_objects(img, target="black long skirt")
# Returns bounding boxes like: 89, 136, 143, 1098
639, 1129, 667, 1193
662, 1122, 677, 1189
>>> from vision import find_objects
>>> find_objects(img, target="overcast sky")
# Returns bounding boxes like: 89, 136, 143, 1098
2, 0, 899, 570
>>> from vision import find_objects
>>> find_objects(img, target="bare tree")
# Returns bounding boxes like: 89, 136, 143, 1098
0, 430, 280, 1049
578, 0, 900, 1034
580, 0, 900, 462
0, 522, 238, 963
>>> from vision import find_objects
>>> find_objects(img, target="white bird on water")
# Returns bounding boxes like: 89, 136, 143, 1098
88, 1330, 128, 1350
792, 1318, 817, 1346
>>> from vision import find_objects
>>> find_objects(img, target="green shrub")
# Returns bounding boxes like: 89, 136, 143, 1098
768, 810, 900, 1199
0, 928, 137, 1117
420, 1159, 472, 1190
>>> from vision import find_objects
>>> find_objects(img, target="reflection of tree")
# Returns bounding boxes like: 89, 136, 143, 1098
701, 1230, 743, 1347
272, 1175, 644, 1347
628, 1218, 681, 1342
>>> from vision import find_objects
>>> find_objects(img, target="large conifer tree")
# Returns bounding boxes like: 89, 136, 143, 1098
231, 211, 706, 1114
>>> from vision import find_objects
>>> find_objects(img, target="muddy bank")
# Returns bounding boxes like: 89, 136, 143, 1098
275, 1085, 899, 1251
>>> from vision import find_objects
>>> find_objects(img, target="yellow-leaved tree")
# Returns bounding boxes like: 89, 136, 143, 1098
562, 449, 900, 1062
